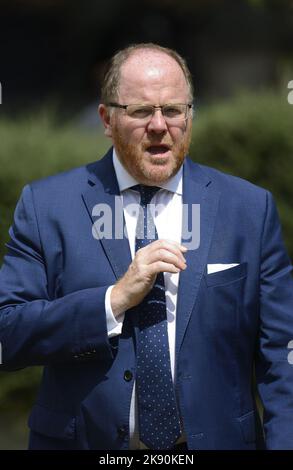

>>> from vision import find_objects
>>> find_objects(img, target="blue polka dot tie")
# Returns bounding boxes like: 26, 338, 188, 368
132, 184, 181, 450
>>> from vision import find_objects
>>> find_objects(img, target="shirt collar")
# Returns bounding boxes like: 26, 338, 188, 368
112, 147, 183, 195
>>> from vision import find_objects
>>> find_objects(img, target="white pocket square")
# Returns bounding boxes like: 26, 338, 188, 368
207, 263, 239, 274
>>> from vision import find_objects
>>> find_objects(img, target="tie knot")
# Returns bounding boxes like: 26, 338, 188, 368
131, 184, 161, 206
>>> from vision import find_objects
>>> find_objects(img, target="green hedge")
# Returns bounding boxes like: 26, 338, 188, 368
0, 91, 292, 413
0, 114, 110, 262
190, 91, 293, 257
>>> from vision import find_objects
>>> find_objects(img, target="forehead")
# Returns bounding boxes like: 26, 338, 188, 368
118, 50, 189, 102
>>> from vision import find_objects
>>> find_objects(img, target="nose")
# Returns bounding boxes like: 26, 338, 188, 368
147, 108, 168, 133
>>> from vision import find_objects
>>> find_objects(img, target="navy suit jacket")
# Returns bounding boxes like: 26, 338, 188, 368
0, 149, 293, 450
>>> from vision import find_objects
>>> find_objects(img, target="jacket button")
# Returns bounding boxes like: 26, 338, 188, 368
117, 426, 128, 438
124, 370, 133, 382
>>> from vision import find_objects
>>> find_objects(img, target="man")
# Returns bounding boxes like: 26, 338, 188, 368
0, 43, 293, 450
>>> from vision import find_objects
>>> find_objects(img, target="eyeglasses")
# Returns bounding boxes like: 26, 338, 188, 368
108, 102, 193, 123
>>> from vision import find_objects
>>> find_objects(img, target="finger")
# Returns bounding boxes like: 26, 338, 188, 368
164, 239, 188, 253
146, 239, 187, 264
150, 238, 187, 252
146, 248, 186, 270
147, 260, 182, 275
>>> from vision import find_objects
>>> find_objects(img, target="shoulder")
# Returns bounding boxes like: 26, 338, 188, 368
28, 149, 113, 197
29, 163, 92, 194
17, 161, 101, 217
186, 157, 269, 202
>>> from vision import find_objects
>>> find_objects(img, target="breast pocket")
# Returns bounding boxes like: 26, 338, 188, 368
205, 262, 247, 287
201, 262, 248, 338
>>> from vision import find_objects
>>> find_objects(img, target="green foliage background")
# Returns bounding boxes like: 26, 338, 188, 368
191, 91, 293, 255
0, 91, 292, 446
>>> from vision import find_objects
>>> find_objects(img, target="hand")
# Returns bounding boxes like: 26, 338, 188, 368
110, 239, 187, 317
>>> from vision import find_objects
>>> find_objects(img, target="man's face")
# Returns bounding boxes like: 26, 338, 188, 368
99, 50, 193, 185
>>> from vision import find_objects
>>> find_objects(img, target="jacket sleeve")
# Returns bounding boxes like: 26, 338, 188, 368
255, 190, 293, 449
0, 185, 113, 370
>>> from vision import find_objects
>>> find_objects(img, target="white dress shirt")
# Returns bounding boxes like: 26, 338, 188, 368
105, 148, 184, 449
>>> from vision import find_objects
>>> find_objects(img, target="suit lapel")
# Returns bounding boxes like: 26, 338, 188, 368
175, 158, 221, 358
82, 148, 132, 280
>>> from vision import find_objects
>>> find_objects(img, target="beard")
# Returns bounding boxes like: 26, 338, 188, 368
111, 124, 192, 185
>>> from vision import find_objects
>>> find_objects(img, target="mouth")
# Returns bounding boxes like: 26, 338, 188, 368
145, 144, 171, 155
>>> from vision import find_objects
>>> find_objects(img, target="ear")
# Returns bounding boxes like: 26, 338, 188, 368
98, 104, 113, 138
